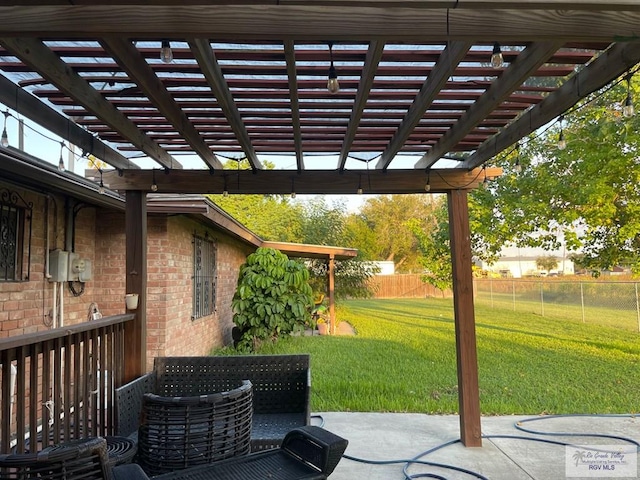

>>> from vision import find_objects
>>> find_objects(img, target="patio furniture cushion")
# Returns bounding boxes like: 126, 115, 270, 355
135, 380, 253, 476
151, 426, 348, 480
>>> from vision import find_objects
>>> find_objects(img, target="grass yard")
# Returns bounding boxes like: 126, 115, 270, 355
251, 298, 640, 415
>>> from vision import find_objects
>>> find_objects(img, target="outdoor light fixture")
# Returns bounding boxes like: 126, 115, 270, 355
160, 40, 173, 64
623, 74, 635, 118
98, 170, 105, 195
58, 142, 65, 172
491, 42, 504, 69
1, 110, 9, 147
357, 175, 363, 195
222, 175, 229, 197
327, 42, 340, 94
424, 171, 431, 192
557, 115, 567, 150
151, 169, 158, 192
290, 177, 296, 199
557, 130, 567, 150
514, 144, 522, 173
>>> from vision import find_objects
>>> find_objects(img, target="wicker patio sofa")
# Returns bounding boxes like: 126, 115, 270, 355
115, 354, 311, 451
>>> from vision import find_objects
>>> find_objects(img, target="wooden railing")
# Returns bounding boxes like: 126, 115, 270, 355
0, 314, 135, 453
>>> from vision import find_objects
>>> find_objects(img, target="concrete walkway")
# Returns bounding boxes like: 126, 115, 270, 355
314, 412, 640, 480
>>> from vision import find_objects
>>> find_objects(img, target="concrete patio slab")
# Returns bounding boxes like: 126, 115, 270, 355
313, 412, 640, 480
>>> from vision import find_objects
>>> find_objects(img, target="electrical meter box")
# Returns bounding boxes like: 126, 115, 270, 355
49, 249, 69, 282
68, 252, 92, 282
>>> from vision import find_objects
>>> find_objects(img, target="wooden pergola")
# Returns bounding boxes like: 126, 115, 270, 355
1, 1, 639, 447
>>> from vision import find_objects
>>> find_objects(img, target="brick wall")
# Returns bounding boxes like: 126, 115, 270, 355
0, 185, 108, 337
1, 182, 254, 365
149, 215, 252, 365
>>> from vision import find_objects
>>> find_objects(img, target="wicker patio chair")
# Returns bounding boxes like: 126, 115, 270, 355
135, 380, 253, 476
0, 437, 119, 480
154, 355, 311, 450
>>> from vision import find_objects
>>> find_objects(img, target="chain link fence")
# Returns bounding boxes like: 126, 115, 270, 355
474, 279, 640, 332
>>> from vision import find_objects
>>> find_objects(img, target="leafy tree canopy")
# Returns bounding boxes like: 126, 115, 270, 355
471, 73, 640, 275
208, 158, 303, 242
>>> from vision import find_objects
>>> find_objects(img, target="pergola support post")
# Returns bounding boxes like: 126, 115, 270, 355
124, 190, 147, 382
447, 189, 482, 447
328, 254, 336, 335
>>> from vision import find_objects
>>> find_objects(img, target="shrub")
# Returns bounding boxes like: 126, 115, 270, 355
231, 247, 314, 351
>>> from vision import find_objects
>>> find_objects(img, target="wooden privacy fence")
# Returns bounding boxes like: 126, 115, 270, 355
0, 314, 134, 453
370, 274, 450, 299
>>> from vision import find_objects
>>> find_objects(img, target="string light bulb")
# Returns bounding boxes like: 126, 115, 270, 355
491, 42, 504, 69
1, 110, 9, 147
290, 177, 296, 199
58, 142, 65, 172
357, 175, 363, 195
98, 170, 105, 195
327, 42, 339, 94
514, 144, 522, 173
151, 169, 158, 192
160, 40, 173, 64
622, 74, 635, 118
557, 115, 567, 150
424, 171, 431, 192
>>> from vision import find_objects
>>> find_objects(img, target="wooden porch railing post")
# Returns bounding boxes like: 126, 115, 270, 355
447, 189, 482, 447
125, 191, 147, 382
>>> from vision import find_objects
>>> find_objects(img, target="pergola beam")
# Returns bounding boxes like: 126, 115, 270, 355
0, 73, 135, 170
6, 1, 640, 9
461, 40, 640, 169
1, 6, 639, 41
103, 167, 501, 194
101, 38, 222, 170
376, 41, 471, 170
189, 38, 262, 170
338, 40, 385, 170
0, 37, 181, 170
284, 40, 304, 172
416, 41, 562, 169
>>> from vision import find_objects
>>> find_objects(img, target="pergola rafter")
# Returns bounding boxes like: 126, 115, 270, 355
376, 41, 472, 170
0, 37, 182, 170
415, 41, 563, 169
101, 37, 222, 170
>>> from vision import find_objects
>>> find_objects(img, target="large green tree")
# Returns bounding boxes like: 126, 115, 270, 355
349, 194, 440, 273
421, 73, 640, 282
300, 197, 377, 299
209, 159, 303, 242
474, 73, 640, 275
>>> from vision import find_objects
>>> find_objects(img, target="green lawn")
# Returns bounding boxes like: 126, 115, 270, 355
250, 298, 640, 415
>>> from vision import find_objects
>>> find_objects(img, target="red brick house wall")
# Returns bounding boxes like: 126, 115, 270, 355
1, 181, 252, 367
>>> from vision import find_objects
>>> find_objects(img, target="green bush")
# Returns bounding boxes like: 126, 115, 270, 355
231, 247, 314, 351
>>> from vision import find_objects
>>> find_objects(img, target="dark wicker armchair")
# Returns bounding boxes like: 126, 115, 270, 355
0, 437, 137, 480
135, 380, 253, 476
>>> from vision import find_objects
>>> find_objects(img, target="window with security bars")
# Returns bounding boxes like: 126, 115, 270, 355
192, 233, 217, 319
0, 187, 31, 282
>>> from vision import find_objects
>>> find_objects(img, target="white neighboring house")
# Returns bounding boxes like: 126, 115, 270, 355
368, 261, 396, 275
476, 245, 575, 278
